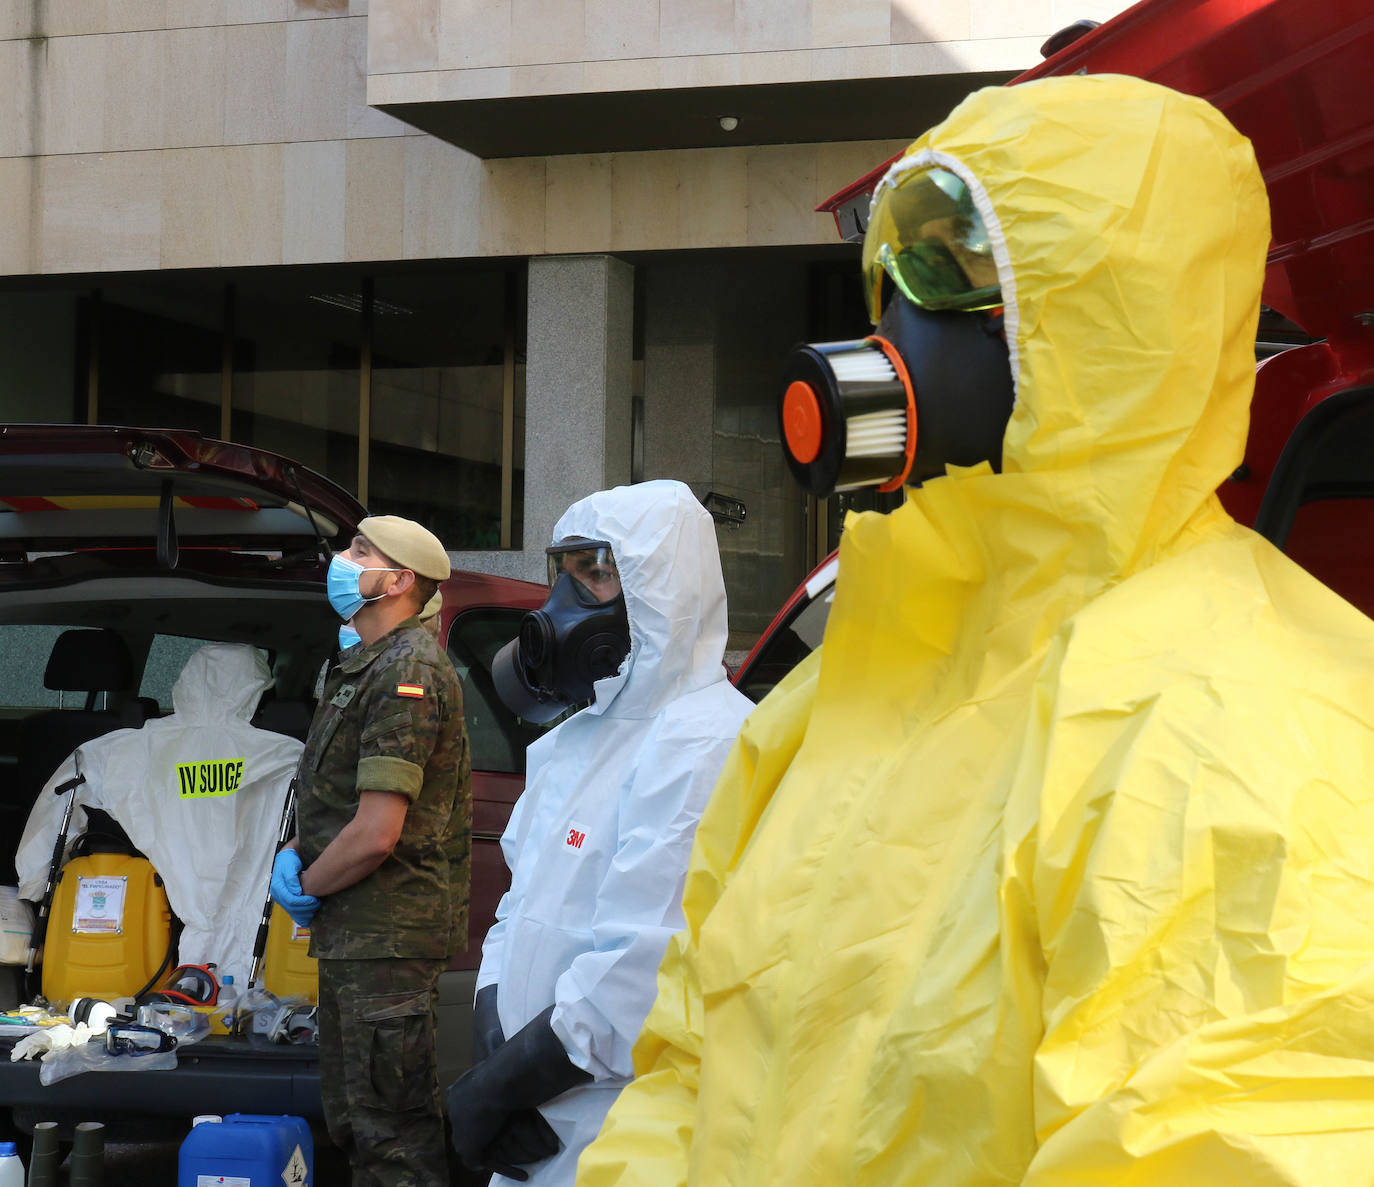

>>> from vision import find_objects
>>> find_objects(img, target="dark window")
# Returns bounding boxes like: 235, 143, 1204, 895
368, 271, 523, 550
446, 608, 555, 775
230, 274, 362, 495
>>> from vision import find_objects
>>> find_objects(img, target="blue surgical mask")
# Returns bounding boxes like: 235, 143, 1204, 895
338, 624, 362, 651
326, 554, 400, 621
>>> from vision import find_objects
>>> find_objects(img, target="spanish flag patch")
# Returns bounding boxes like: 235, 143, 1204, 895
395, 683, 425, 698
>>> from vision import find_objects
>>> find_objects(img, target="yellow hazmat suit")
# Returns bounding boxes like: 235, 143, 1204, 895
577, 74, 1374, 1186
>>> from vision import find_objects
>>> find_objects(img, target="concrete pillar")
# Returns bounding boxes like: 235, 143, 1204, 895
453, 253, 634, 583
641, 263, 715, 496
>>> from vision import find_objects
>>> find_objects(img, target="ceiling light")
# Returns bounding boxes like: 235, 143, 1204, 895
719, 116, 739, 132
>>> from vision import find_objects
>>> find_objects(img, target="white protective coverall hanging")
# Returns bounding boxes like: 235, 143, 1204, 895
17, 643, 303, 987
478, 479, 753, 1186
578, 76, 1374, 1186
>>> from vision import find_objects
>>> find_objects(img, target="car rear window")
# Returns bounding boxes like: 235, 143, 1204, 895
0, 624, 70, 709
140, 635, 271, 714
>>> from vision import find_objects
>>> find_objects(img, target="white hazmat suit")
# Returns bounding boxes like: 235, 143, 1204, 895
476, 480, 753, 1186
18, 643, 303, 987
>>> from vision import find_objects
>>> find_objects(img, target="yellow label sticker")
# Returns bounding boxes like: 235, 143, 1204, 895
176, 758, 246, 799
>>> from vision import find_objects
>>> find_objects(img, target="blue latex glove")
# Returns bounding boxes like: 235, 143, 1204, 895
270, 848, 320, 928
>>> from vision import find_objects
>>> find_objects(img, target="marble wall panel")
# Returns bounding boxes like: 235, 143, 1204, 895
746, 144, 818, 246
545, 154, 614, 254
345, 136, 406, 259
286, 16, 352, 141
35, 33, 107, 156
160, 143, 284, 269
971, 0, 1055, 39
216, 142, 286, 266
438, 0, 511, 70
0, 158, 35, 274
162, 25, 229, 148
284, 139, 346, 262
737, 0, 809, 53
222, 22, 289, 145
509, 62, 586, 96
40, 150, 163, 272
480, 157, 548, 256
367, 0, 437, 74
101, 30, 168, 151
659, 0, 736, 58
402, 135, 482, 258
0, 6, 34, 39
812, 0, 890, 48
892, 0, 972, 44
511, 0, 586, 67
584, 0, 659, 60
0, 39, 37, 157
677, 147, 748, 248
609, 151, 681, 251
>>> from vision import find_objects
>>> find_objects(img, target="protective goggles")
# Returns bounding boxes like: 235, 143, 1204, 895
545, 539, 621, 603
862, 163, 1002, 323
105, 1021, 178, 1056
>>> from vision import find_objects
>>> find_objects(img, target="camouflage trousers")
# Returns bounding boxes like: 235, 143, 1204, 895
317, 956, 450, 1187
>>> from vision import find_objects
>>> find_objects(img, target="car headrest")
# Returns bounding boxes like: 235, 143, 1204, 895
251, 697, 312, 742
44, 628, 135, 693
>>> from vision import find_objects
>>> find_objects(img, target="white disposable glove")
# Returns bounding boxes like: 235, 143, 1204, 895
9, 1021, 97, 1061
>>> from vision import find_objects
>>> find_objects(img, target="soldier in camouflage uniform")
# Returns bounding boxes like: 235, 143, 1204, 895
273, 515, 470, 1187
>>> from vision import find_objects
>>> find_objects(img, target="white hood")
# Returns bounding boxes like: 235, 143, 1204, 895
170, 642, 274, 723
553, 479, 731, 719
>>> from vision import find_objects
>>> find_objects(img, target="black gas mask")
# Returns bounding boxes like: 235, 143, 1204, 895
491, 538, 632, 724
779, 161, 1016, 497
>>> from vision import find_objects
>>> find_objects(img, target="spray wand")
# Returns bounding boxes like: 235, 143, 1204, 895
24, 749, 87, 997
247, 777, 297, 992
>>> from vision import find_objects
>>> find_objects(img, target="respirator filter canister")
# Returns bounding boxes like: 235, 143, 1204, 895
780, 336, 916, 497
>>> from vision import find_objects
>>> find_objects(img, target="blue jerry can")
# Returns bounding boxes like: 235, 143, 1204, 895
178, 1113, 313, 1187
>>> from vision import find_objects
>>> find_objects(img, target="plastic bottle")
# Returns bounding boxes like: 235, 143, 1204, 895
217, 975, 239, 1035
0, 1141, 23, 1187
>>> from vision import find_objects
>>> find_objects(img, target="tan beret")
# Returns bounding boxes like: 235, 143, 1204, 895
359, 515, 451, 580
420, 591, 443, 620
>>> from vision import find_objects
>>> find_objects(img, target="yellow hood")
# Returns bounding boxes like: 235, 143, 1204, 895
879, 70, 1266, 667
580, 73, 1374, 1187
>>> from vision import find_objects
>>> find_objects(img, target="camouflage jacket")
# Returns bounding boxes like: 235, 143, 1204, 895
298, 616, 471, 960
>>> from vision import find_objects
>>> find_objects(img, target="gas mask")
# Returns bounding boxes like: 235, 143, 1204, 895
491, 539, 632, 724
779, 162, 1016, 496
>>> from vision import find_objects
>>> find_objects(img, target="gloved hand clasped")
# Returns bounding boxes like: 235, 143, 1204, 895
270, 848, 320, 928
447, 1004, 591, 1180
